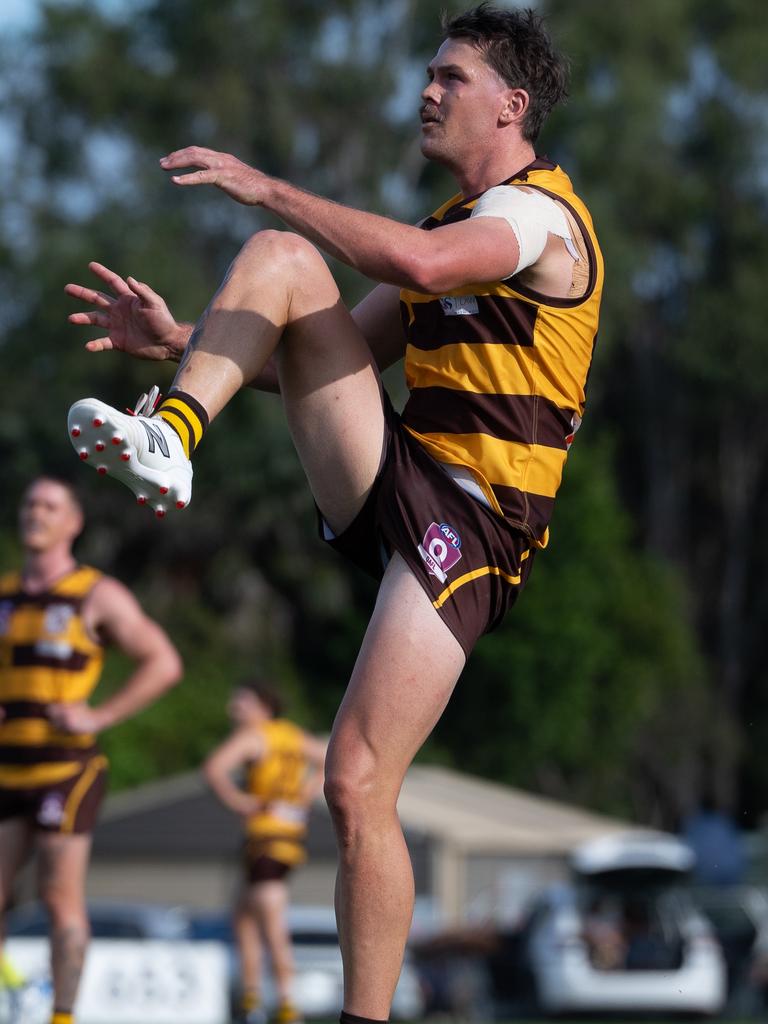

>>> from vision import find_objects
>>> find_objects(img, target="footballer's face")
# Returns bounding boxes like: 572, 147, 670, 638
19, 479, 83, 554
420, 37, 519, 169
228, 688, 268, 726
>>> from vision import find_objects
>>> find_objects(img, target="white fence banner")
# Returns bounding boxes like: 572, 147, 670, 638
3, 938, 230, 1024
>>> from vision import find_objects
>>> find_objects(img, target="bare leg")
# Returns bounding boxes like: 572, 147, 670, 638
233, 890, 263, 1003
0, 818, 33, 949
249, 880, 294, 1006
324, 554, 466, 1019
171, 231, 458, 1017
172, 230, 386, 532
36, 833, 92, 1013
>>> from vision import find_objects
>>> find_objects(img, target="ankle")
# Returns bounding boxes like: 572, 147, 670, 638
155, 390, 210, 458
240, 989, 261, 1013
339, 1012, 388, 1024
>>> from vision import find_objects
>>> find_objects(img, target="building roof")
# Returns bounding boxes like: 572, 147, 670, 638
94, 763, 631, 861
398, 764, 631, 854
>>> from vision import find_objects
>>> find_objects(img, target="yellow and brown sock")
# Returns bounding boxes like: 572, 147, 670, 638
240, 989, 261, 1014
339, 1012, 387, 1024
274, 1000, 302, 1023
155, 389, 209, 459
51, 1010, 74, 1024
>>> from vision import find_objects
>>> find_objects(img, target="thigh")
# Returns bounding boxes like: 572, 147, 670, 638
275, 259, 388, 535
248, 880, 290, 943
249, 879, 289, 918
0, 816, 33, 907
327, 553, 466, 796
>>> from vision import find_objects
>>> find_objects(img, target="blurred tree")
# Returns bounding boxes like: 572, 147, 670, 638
0, 0, 749, 829
546, 0, 768, 812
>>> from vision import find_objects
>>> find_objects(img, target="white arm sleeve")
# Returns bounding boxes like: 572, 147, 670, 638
470, 185, 577, 277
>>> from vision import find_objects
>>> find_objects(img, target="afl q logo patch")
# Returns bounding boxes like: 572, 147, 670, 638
38, 792, 65, 827
418, 522, 462, 584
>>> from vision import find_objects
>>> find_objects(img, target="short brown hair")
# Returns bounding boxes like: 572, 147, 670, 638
237, 679, 284, 718
443, 4, 569, 142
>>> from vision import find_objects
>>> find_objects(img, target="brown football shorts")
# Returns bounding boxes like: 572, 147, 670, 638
0, 755, 108, 834
320, 393, 537, 657
243, 836, 303, 884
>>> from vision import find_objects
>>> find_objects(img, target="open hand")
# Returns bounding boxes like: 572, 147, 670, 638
160, 146, 270, 206
65, 262, 185, 361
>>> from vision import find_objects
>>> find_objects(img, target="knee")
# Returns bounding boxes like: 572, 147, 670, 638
324, 760, 385, 846
40, 886, 85, 931
236, 229, 324, 280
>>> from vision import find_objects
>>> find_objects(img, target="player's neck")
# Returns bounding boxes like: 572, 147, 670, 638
455, 139, 537, 198
22, 547, 77, 593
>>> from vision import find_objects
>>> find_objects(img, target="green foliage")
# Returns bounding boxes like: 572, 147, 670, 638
437, 438, 707, 820
0, 0, 765, 821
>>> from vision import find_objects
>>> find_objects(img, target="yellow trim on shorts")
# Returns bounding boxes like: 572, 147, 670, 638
432, 550, 531, 610
61, 755, 107, 834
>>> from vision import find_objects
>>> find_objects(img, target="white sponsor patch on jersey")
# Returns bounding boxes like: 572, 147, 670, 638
0, 601, 13, 636
440, 295, 479, 316
43, 603, 75, 635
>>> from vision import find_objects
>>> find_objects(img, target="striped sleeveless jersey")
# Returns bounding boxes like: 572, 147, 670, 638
0, 565, 105, 788
400, 156, 604, 547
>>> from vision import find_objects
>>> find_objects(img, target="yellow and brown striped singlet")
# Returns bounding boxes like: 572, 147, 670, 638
0, 566, 105, 788
245, 718, 310, 867
400, 156, 604, 547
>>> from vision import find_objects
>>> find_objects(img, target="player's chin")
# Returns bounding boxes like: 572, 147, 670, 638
20, 531, 48, 550
419, 133, 445, 160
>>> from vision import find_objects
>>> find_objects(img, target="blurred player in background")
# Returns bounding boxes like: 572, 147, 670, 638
0, 477, 182, 1024
204, 680, 326, 1024
65, 5, 602, 1022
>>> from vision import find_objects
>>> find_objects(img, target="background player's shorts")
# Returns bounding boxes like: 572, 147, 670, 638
320, 394, 536, 657
243, 836, 303, 884
0, 755, 107, 834
245, 854, 293, 884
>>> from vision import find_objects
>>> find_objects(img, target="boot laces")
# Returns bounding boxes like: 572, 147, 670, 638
128, 384, 162, 417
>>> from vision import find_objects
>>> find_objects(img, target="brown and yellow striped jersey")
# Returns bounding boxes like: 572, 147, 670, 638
0, 565, 104, 789
400, 156, 604, 547
244, 718, 310, 864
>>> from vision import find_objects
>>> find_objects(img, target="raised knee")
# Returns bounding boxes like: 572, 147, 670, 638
237, 229, 322, 277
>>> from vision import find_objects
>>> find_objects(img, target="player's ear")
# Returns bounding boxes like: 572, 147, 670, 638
500, 87, 529, 127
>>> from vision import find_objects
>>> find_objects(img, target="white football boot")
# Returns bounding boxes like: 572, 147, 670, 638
67, 386, 192, 517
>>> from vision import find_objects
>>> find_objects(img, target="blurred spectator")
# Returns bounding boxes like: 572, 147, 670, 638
683, 797, 746, 886
582, 896, 625, 970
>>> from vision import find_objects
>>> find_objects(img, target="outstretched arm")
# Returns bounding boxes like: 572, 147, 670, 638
160, 146, 523, 292
203, 728, 265, 817
47, 577, 182, 735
